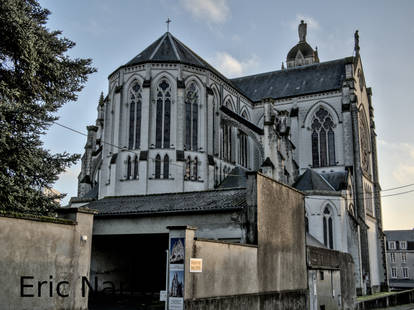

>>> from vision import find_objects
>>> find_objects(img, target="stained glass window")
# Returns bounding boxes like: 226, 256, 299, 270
311, 107, 336, 167
128, 81, 142, 149
133, 156, 138, 179
155, 80, 171, 149
323, 206, 334, 249
185, 156, 191, 180
127, 156, 131, 180
155, 154, 161, 179
163, 154, 169, 179
193, 157, 198, 180
185, 82, 199, 151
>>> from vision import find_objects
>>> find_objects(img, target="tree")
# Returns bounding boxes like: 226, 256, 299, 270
0, 0, 96, 214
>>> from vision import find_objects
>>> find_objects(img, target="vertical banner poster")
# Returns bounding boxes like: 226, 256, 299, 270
169, 237, 185, 310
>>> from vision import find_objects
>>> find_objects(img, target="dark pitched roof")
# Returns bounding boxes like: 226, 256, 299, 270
384, 230, 414, 242
320, 171, 349, 191
88, 188, 247, 217
218, 166, 248, 189
231, 58, 350, 102
293, 169, 335, 192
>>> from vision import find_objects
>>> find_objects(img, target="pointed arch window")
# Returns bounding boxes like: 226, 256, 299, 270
311, 107, 336, 167
128, 81, 142, 149
185, 82, 199, 151
323, 206, 334, 249
155, 80, 172, 148
193, 157, 198, 180
185, 156, 191, 180
163, 154, 169, 179
239, 130, 248, 168
127, 156, 132, 180
155, 154, 161, 179
133, 156, 138, 179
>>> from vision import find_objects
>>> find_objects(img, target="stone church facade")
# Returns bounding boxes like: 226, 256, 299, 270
76, 21, 386, 295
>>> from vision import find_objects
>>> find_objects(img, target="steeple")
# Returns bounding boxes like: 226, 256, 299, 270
286, 20, 319, 68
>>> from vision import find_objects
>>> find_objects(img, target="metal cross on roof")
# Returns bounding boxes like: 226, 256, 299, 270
166, 18, 171, 32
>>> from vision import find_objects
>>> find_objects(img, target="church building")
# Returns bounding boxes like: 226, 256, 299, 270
74, 21, 387, 296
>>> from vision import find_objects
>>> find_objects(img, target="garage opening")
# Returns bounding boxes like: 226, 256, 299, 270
88, 234, 168, 310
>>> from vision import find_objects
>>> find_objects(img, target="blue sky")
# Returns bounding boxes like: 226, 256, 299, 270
39, 0, 414, 230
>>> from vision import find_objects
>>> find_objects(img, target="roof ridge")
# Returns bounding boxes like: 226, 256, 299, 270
231, 57, 350, 81
149, 32, 168, 60
167, 32, 181, 61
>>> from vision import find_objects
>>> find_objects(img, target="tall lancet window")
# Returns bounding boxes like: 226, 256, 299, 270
133, 156, 138, 179
323, 206, 334, 249
185, 82, 199, 151
155, 154, 161, 179
128, 81, 142, 149
163, 154, 169, 179
127, 156, 132, 179
311, 107, 336, 167
155, 80, 172, 148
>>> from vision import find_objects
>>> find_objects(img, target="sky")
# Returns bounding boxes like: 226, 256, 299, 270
38, 0, 414, 230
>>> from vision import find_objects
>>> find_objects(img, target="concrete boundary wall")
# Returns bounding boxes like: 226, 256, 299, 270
0, 208, 96, 310
183, 173, 308, 309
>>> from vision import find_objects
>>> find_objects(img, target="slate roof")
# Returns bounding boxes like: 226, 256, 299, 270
320, 171, 348, 191
126, 32, 225, 78
293, 169, 335, 192
384, 230, 414, 242
88, 188, 247, 217
218, 166, 248, 189
231, 58, 350, 102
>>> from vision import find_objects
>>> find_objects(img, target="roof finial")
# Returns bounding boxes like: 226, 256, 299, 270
281, 62, 285, 70
354, 30, 360, 56
166, 18, 171, 32
298, 20, 307, 42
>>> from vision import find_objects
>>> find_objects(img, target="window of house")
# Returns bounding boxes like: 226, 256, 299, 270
323, 206, 334, 249
400, 241, 407, 250
320, 271, 324, 280
185, 82, 199, 151
391, 267, 397, 278
390, 253, 395, 263
222, 123, 232, 162
155, 80, 172, 148
402, 267, 409, 279
128, 81, 142, 149
311, 107, 336, 167
402, 252, 407, 263
389, 241, 396, 250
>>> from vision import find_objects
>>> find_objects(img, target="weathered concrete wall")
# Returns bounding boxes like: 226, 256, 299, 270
184, 289, 307, 310
307, 246, 356, 309
183, 173, 308, 308
0, 208, 95, 310
189, 239, 258, 299
256, 173, 307, 292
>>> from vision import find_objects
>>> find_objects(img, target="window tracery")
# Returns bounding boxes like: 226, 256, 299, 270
155, 79, 172, 148
323, 206, 334, 249
359, 117, 370, 174
128, 81, 142, 149
185, 82, 199, 151
311, 107, 336, 167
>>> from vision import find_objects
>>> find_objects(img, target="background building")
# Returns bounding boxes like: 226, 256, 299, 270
385, 230, 414, 289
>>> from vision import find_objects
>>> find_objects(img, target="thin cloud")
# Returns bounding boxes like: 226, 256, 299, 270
210, 52, 259, 78
179, 0, 230, 24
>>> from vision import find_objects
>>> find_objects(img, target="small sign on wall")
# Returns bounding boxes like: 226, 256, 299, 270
190, 258, 203, 273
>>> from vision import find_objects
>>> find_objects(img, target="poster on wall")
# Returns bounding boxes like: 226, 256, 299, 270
168, 237, 185, 310
169, 237, 185, 270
